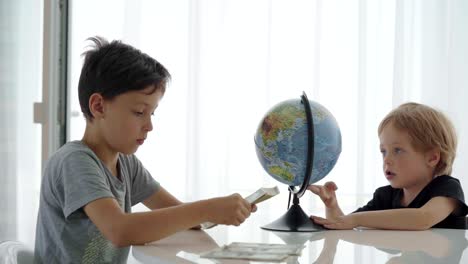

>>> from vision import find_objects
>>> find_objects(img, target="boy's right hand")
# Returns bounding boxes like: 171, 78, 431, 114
308, 181, 338, 208
207, 194, 253, 226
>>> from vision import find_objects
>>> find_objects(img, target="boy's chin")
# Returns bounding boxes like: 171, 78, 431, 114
388, 180, 403, 189
119, 146, 139, 155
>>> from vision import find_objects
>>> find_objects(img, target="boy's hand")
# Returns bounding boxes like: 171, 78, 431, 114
251, 204, 258, 212
208, 194, 254, 226
307, 181, 338, 208
310, 215, 357, 230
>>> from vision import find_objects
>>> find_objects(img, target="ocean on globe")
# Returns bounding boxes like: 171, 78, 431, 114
254, 99, 342, 186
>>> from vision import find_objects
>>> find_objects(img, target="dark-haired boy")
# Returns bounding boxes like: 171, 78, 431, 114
34, 37, 256, 263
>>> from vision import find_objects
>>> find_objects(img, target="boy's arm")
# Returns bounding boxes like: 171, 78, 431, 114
308, 182, 344, 220
142, 187, 183, 210
313, 196, 458, 230
142, 187, 202, 230
84, 193, 252, 247
325, 205, 345, 220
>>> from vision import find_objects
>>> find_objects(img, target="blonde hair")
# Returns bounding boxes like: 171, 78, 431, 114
378, 102, 457, 176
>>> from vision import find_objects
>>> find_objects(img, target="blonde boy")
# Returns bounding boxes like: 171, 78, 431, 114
309, 103, 468, 230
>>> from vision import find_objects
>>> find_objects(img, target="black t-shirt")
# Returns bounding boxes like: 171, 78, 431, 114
353, 175, 468, 229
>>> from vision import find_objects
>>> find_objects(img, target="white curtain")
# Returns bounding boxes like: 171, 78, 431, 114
9, 0, 468, 253
0, 0, 43, 248
66, 0, 468, 239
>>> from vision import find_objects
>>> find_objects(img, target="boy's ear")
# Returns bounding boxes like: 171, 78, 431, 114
88, 93, 105, 119
426, 148, 441, 168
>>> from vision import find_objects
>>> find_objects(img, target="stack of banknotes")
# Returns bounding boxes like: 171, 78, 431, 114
200, 242, 305, 262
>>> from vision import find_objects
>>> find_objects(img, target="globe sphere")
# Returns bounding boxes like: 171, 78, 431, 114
254, 99, 342, 186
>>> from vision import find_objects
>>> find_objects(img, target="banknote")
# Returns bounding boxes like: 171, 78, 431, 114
227, 242, 304, 255
200, 247, 288, 262
200, 242, 304, 262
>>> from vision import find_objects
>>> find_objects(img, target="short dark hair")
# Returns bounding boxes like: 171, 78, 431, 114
78, 36, 171, 120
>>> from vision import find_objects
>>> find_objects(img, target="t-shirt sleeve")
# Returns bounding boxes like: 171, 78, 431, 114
353, 186, 391, 213
57, 152, 116, 218
129, 155, 160, 206
428, 177, 468, 217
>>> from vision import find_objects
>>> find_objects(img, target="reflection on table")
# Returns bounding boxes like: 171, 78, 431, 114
132, 212, 468, 264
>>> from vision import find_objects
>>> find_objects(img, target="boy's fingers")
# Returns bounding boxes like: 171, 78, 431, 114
315, 216, 327, 221
311, 217, 328, 225
308, 185, 332, 201
242, 199, 251, 209
324, 181, 338, 191
251, 204, 258, 212
310, 215, 326, 221
241, 206, 251, 218
308, 185, 325, 197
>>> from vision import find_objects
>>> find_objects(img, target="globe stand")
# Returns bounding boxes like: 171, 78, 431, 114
261, 194, 325, 232
261, 92, 326, 232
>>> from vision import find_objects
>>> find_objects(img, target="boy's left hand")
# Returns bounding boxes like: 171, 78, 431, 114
310, 215, 357, 230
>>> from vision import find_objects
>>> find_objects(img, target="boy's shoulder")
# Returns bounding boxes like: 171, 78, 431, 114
432, 175, 461, 185
51, 140, 137, 163
427, 175, 464, 195
43, 141, 104, 180
46, 141, 140, 176
373, 175, 462, 196
57, 140, 91, 152
48, 140, 98, 164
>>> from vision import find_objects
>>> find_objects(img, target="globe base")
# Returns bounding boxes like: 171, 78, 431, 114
261, 204, 326, 232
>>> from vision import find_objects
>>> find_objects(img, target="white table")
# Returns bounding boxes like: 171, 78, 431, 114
131, 210, 468, 264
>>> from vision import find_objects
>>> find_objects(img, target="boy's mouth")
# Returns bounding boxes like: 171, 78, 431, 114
385, 170, 396, 180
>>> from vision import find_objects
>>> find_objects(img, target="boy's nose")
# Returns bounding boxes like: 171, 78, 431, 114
145, 119, 153, 132
383, 156, 392, 165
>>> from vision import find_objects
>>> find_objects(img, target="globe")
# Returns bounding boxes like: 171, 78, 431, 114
254, 98, 342, 187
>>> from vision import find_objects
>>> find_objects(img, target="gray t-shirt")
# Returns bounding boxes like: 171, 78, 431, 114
34, 141, 160, 263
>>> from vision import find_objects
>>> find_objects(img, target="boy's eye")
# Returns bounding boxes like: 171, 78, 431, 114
380, 150, 386, 156
133, 111, 144, 116
394, 148, 403, 154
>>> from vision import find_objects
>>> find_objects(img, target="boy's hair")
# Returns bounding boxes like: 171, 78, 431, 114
378, 102, 457, 176
78, 36, 171, 120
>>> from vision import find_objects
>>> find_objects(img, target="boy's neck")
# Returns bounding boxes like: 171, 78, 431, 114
81, 125, 119, 175
401, 176, 434, 206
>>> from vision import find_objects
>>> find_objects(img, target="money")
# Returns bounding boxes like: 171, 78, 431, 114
227, 242, 304, 255
201, 248, 288, 262
201, 186, 280, 230
244, 186, 280, 204
200, 242, 304, 262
